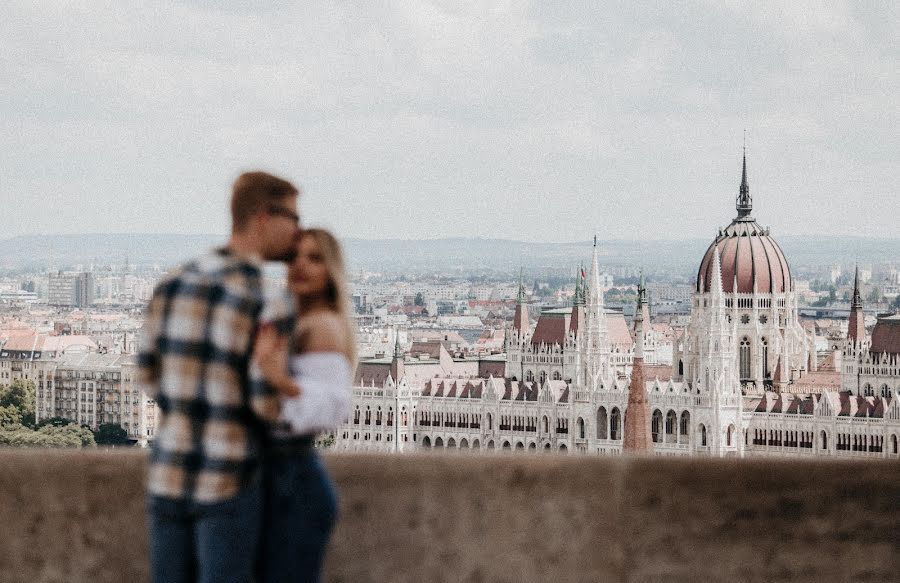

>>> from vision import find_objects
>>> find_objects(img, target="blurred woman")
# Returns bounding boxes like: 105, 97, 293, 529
254, 228, 356, 583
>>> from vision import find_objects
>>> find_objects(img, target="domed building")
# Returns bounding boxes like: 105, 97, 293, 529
675, 152, 815, 395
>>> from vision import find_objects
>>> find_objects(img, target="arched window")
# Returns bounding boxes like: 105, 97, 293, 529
422, 436, 431, 448
559, 444, 568, 453
543, 415, 550, 435
739, 338, 751, 380
552, 371, 562, 381
761, 338, 769, 378
460, 438, 469, 449
821, 431, 828, 450
863, 384, 874, 397
435, 437, 444, 447
596, 407, 608, 439
665, 410, 677, 443
473, 439, 480, 449
891, 435, 897, 455
881, 384, 892, 398
727, 424, 735, 447
679, 411, 690, 444
365, 407, 371, 425
525, 370, 534, 382
610, 408, 621, 440
447, 438, 456, 448
515, 442, 525, 451
577, 417, 585, 439
502, 441, 511, 450
651, 409, 663, 443
539, 371, 547, 384
678, 360, 684, 376
487, 413, 493, 431
699, 424, 707, 447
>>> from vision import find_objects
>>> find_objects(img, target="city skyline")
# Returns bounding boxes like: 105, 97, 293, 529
2, 2, 898, 242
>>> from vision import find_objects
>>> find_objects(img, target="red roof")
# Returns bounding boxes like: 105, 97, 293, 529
696, 220, 791, 294
531, 312, 569, 346
870, 316, 900, 356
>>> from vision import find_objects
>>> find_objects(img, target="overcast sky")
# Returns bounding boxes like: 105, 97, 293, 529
2, 1, 897, 242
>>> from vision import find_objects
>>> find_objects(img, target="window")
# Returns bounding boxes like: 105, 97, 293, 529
651, 410, 662, 443
739, 338, 751, 379
610, 408, 621, 440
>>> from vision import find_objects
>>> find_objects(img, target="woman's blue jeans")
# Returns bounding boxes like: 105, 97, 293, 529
257, 450, 338, 583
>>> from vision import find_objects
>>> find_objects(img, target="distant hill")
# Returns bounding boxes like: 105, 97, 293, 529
1, 233, 897, 277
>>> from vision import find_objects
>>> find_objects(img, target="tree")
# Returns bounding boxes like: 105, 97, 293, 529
37, 416, 75, 428
414, 292, 425, 307
94, 423, 130, 446
892, 295, 900, 310
0, 405, 22, 428
0, 380, 36, 429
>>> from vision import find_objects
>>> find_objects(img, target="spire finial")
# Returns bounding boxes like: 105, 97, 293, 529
517, 267, 526, 304
851, 264, 862, 309
593, 234, 597, 247
736, 142, 752, 219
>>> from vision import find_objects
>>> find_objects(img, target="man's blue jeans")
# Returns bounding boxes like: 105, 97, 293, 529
257, 450, 338, 583
147, 483, 262, 583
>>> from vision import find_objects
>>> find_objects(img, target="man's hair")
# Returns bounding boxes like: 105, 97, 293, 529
230, 171, 299, 232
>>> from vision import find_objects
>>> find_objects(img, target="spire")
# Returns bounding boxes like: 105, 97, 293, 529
572, 266, 584, 307
513, 267, 530, 334
393, 327, 403, 359
516, 267, 526, 304
736, 146, 753, 219
711, 245, 724, 298
623, 288, 652, 453
849, 264, 865, 344
633, 288, 645, 360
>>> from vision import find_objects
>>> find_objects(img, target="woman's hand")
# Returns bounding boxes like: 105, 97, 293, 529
253, 324, 301, 398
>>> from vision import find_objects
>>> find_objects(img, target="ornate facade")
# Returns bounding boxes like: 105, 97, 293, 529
334, 154, 900, 459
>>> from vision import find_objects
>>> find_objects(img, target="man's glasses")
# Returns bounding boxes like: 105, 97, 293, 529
267, 206, 300, 224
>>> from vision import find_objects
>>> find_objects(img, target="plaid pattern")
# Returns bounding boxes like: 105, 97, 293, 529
139, 248, 294, 503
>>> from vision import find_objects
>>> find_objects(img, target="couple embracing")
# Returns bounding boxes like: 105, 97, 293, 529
138, 171, 355, 582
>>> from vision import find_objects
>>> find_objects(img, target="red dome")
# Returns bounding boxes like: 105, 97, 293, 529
696, 219, 792, 294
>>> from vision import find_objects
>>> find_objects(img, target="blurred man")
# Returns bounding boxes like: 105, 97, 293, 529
139, 171, 300, 583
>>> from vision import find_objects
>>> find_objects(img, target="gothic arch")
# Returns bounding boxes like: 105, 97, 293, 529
577, 417, 586, 439
596, 407, 608, 439
610, 408, 621, 440
651, 409, 663, 443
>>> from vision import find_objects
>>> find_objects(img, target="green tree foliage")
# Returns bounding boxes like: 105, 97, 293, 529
414, 292, 425, 307
0, 380, 96, 448
0, 423, 95, 448
94, 423, 130, 446
0, 380, 36, 429
37, 416, 75, 428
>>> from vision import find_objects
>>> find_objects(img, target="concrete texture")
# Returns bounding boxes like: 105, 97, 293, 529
0, 450, 897, 583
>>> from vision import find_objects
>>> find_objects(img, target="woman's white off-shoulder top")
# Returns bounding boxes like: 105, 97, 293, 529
279, 352, 352, 436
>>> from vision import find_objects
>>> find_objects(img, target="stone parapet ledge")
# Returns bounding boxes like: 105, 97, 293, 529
0, 450, 898, 582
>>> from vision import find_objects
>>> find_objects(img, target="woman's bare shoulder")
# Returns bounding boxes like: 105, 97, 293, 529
298, 311, 348, 353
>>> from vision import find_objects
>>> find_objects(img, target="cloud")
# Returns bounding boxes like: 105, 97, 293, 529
1, 0, 897, 243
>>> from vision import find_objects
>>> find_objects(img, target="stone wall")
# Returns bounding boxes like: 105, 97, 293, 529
0, 450, 897, 582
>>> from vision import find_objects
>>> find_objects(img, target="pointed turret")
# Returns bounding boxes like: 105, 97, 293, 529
848, 265, 865, 345
513, 267, 530, 335
736, 147, 753, 219
634, 270, 650, 332
570, 265, 585, 336
390, 327, 405, 382
584, 236, 610, 385
623, 290, 653, 453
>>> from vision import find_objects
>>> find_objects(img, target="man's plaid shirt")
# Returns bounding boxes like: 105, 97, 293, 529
138, 248, 293, 504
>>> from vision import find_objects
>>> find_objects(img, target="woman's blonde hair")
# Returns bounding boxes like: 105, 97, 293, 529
297, 228, 357, 365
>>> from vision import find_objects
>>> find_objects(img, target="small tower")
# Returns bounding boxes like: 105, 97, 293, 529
569, 265, 585, 336
513, 267, 530, 336
848, 265, 865, 345
736, 146, 753, 219
623, 289, 653, 453
390, 328, 405, 382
